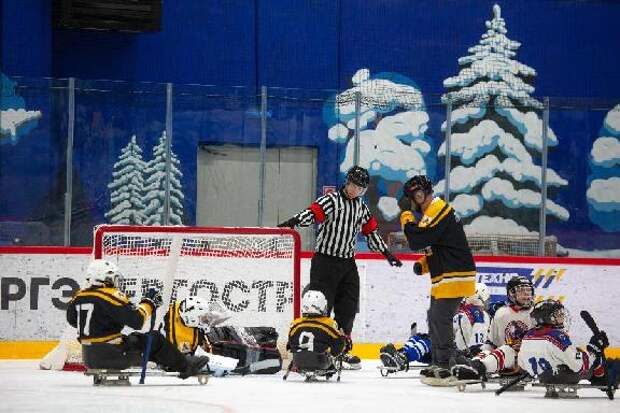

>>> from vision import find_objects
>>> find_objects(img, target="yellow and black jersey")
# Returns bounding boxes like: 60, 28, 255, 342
288, 315, 346, 357
402, 197, 476, 299
66, 287, 153, 344
162, 303, 204, 354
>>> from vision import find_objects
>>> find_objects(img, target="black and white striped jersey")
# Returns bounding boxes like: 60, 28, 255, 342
293, 188, 389, 258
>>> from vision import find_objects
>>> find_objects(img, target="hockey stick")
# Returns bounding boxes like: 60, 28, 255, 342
139, 235, 183, 384
495, 371, 530, 396
580, 310, 615, 400
139, 305, 157, 384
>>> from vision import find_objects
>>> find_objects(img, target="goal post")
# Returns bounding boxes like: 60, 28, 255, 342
41, 225, 301, 370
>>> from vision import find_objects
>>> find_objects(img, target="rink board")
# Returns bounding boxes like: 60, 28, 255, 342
1, 248, 619, 358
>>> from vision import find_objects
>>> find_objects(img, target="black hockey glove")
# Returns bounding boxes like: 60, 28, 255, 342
587, 331, 609, 355
383, 251, 403, 267
140, 288, 163, 309
277, 217, 300, 229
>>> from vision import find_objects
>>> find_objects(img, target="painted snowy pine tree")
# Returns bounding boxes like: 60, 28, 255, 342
105, 135, 147, 224
438, 4, 568, 234
143, 131, 184, 225
587, 104, 620, 231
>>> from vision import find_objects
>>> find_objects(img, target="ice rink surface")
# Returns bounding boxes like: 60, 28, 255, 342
1, 360, 614, 413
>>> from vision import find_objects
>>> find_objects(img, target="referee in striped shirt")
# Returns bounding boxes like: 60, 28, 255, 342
278, 166, 402, 368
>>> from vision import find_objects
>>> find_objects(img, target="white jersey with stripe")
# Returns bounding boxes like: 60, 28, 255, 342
518, 327, 593, 377
488, 304, 534, 348
453, 303, 490, 352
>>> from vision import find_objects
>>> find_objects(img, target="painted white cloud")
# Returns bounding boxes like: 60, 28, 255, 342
441, 106, 487, 131
452, 194, 483, 218
377, 196, 401, 221
340, 116, 428, 182
438, 119, 532, 165
481, 177, 569, 220
586, 177, 620, 212
464, 215, 537, 235
0, 108, 42, 137
495, 107, 558, 150
590, 136, 620, 168
345, 110, 377, 131
328, 123, 349, 142
375, 111, 429, 143
603, 104, 620, 134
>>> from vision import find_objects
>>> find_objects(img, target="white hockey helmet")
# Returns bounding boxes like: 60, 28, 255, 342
301, 290, 328, 316
85, 259, 120, 288
465, 283, 491, 308
179, 297, 230, 330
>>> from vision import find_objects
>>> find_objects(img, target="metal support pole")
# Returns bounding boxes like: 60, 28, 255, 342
63, 78, 75, 246
538, 97, 550, 256
444, 101, 453, 202
164, 82, 173, 225
353, 91, 361, 166
258, 85, 267, 226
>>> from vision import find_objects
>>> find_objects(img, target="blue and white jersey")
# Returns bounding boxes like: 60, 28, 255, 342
401, 334, 432, 364
518, 327, 594, 377
453, 303, 490, 352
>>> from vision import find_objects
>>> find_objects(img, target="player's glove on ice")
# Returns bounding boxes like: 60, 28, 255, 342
277, 217, 300, 229
383, 251, 403, 267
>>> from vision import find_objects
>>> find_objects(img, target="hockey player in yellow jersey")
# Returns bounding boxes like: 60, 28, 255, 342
163, 296, 230, 355
399, 175, 476, 382
66, 259, 209, 378
286, 290, 348, 378
163, 296, 282, 375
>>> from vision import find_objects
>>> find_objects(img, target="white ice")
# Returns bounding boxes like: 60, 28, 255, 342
1, 360, 611, 413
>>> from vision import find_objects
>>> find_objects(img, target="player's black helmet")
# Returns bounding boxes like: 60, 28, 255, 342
403, 175, 433, 199
531, 299, 566, 329
506, 276, 535, 308
346, 166, 370, 188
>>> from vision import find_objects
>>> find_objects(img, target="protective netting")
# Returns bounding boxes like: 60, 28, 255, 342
96, 225, 300, 333
387, 231, 557, 256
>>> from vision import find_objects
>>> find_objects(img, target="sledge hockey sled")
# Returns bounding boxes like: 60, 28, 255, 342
282, 351, 343, 382
532, 382, 616, 400
85, 368, 209, 386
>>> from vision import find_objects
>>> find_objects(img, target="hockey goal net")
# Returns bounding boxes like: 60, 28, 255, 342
40, 225, 301, 371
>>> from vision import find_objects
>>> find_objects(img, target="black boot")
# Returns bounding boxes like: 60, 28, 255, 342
380, 344, 408, 371
451, 358, 486, 380
342, 353, 361, 370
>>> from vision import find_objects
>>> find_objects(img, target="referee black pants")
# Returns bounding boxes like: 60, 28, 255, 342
308, 253, 359, 336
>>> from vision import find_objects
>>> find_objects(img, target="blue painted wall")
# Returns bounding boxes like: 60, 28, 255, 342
1, 0, 620, 251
